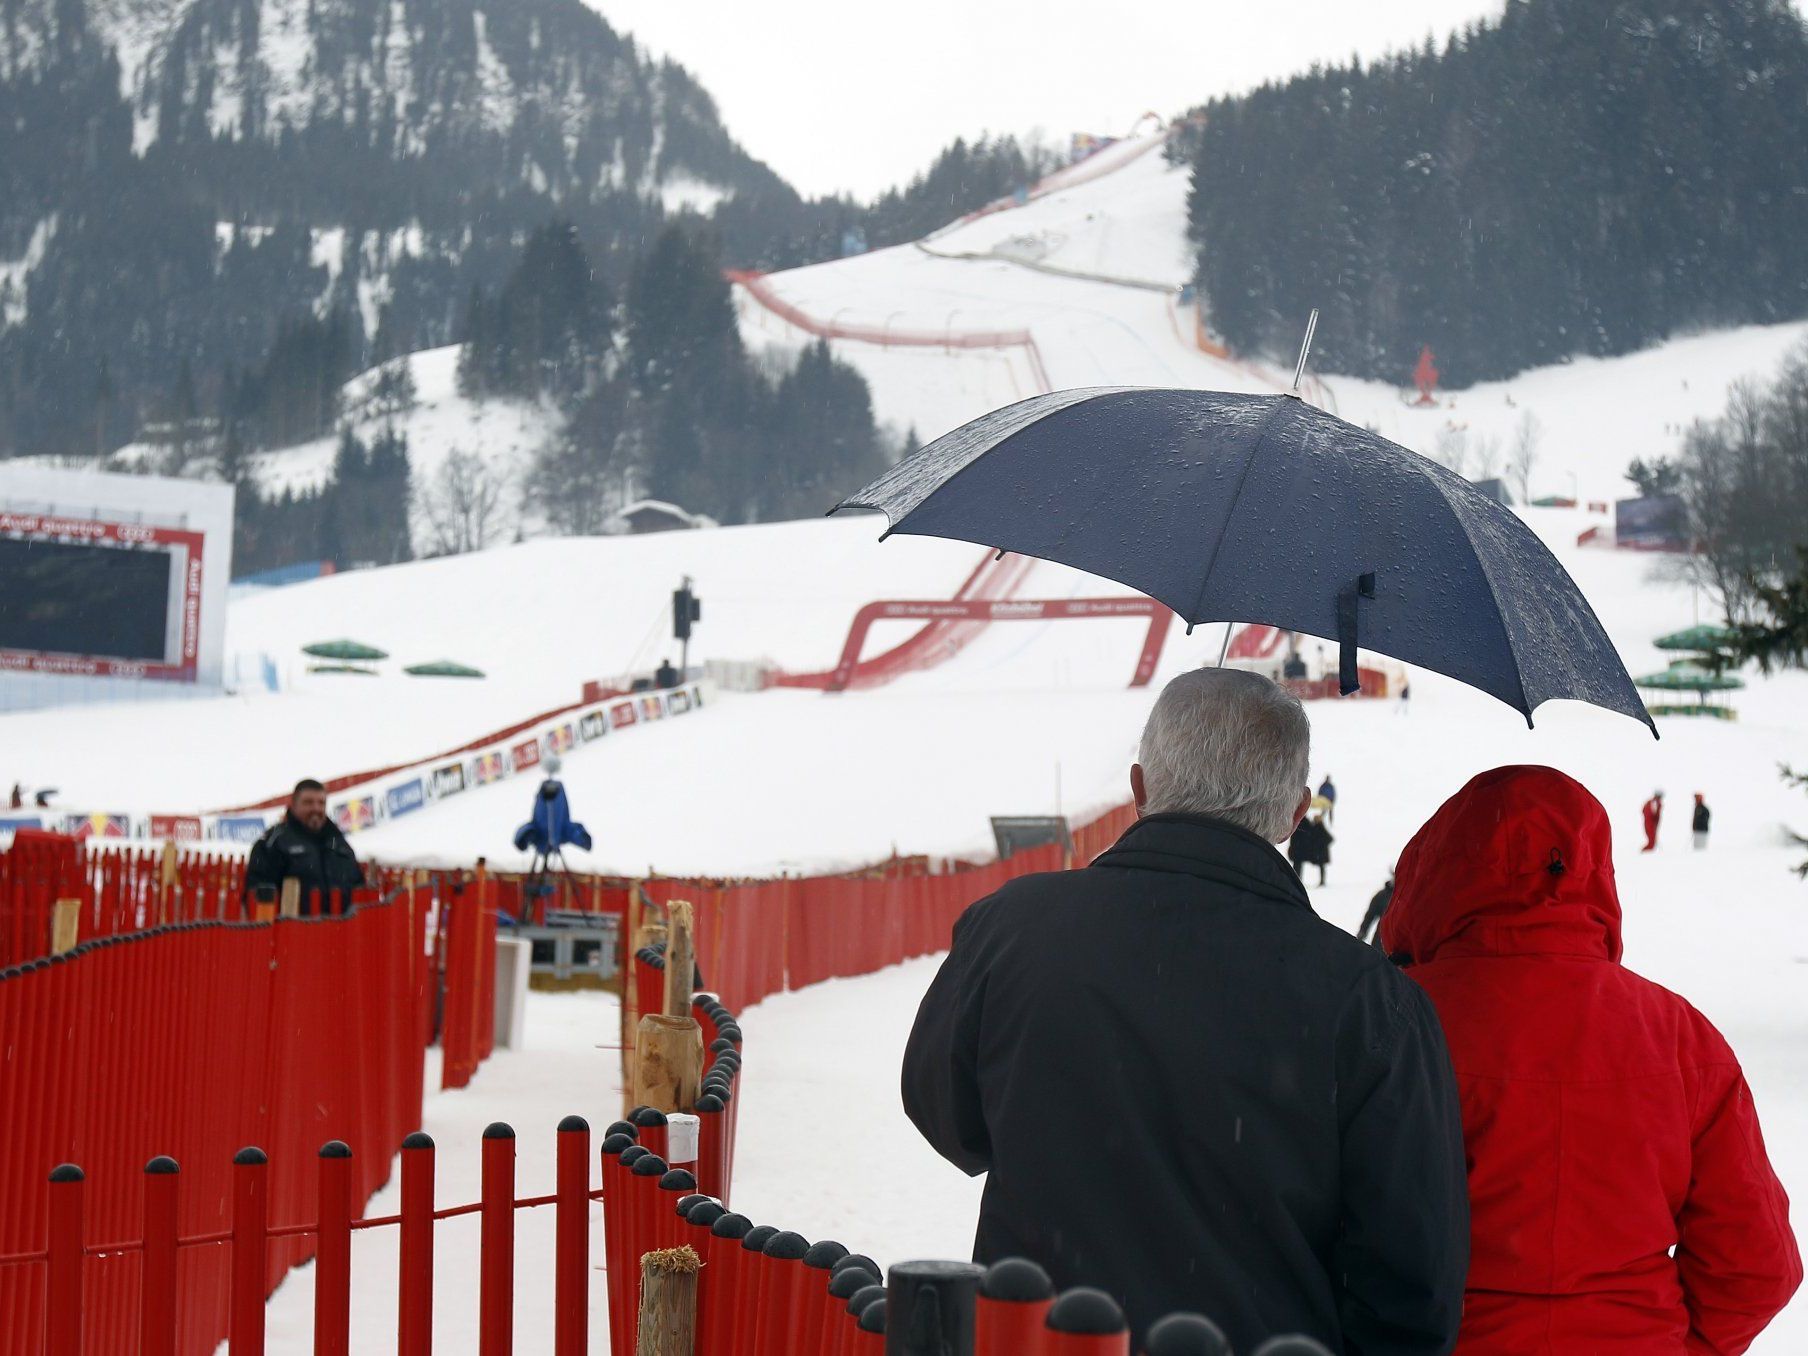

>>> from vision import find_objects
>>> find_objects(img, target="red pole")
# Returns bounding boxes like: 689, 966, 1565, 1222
398, 1132, 435, 1356
604, 1135, 642, 1356
656, 1168, 698, 1253
554, 1116, 591, 1356
46, 1164, 83, 1356
1043, 1288, 1130, 1355
480, 1122, 516, 1356
231, 1147, 270, 1354
314, 1141, 354, 1356
141, 1156, 180, 1356
733, 1225, 778, 1355
976, 1258, 1055, 1356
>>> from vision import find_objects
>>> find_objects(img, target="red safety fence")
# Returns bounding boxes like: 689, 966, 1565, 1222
728, 270, 1054, 395
0, 831, 423, 969
0, 891, 432, 1356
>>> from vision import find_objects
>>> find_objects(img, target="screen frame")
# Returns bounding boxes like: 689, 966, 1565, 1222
0, 511, 205, 682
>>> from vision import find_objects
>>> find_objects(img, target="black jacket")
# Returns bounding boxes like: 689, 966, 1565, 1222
1288, 817, 1333, 867
245, 813, 365, 910
1358, 880, 1394, 946
902, 814, 1468, 1354
1693, 802, 1711, 832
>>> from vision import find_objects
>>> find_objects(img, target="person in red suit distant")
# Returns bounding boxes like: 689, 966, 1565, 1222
1385, 767, 1801, 1355
1641, 789, 1664, 851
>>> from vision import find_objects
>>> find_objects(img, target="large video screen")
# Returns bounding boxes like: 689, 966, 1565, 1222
0, 537, 174, 662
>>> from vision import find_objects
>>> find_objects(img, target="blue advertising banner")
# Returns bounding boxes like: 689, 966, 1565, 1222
214, 815, 268, 842
385, 778, 426, 819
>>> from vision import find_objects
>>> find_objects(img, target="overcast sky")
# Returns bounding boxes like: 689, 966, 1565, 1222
589, 1, 1509, 200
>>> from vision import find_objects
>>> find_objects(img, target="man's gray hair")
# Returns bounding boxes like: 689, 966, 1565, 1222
1137, 668, 1311, 842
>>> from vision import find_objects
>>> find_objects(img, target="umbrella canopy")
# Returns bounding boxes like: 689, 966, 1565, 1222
301, 638, 390, 661
403, 660, 486, 678
834, 387, 1653, 733
1652, 624, 1738, 654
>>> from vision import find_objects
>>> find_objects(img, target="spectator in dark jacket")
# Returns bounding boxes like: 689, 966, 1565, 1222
244, 779, 365, 913
654, 657, 681, 689
1287, 813, 1333, 886
1692, 792, 1711, 849
1358, 873, 1394, 946
1384, 767, 1799, 1354
903, 668, 1469, 1354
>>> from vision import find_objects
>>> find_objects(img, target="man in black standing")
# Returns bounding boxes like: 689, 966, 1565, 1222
902, 669, 1468, 1353
245, 778, 366, 913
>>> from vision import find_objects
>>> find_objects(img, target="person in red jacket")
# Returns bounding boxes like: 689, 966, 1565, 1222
1642, 788, 1665, 851
1383, 766, 1800, 1354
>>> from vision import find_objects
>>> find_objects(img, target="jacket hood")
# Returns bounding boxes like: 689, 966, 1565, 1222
1380, 765, 1623, 965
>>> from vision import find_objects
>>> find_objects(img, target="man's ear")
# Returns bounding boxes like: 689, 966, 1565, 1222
1285, 787, 1312, 840
1131, 763, 1147, 815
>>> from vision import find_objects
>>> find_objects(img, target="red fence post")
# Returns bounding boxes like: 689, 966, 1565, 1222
555, 1115, 591, 1356
231, 1147, 270, 1355
398, 1132, 436, 1356
480, 1122, 516, 1356
314, 1141, 354, 1356
140, 1156, 181, 1356
46, 1164, 84, 1356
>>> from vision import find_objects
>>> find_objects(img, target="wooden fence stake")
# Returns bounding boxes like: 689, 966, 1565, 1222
635, 1246, 699, 1356
663, 901, 695, 1019
157, 840, 179, 923
51, 898, 80, 955
279, 878, 301, 919
634, 1014, 703, 1114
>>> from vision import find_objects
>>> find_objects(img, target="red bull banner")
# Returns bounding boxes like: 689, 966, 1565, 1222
64, 813, 130, 839
472, 751, 506, 785
332, 797, 376, 833
547, 723, 575, 754
639, 695, 665, 721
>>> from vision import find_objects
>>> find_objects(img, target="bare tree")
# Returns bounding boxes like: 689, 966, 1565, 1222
1433, 424, 1469, 477
419, 449, 506, 555
1509, 411, 1542, 503
1471, 434, 1503, 484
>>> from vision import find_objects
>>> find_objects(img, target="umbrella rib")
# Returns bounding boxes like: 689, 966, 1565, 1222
1184, 398, 1291, 626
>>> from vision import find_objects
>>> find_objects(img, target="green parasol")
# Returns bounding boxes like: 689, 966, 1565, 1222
403, 659, 486, 679
1652, 625, 1739, 654
302, 638, 390, 661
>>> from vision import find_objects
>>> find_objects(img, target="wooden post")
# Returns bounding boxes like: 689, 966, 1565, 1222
51, 898, 80, 956
633, 1014, 702, 1114
662, 901, 695, 1019
635, 1246, 699, 1356
252, 886, 277, 924
158, 840, 178, 924
279, 878, 301, 919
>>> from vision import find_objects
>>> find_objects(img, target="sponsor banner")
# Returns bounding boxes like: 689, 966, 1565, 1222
667, 689, 692, 715
547, 723, 575, 754
1616, 494, 1687, 549
0, 815, 44, 832
511, 738, 542, 772
432, 763, 466, 799
472, 751, 506, 785
639, 695, 665, 721
333, 798, 377, 834
66, 813, 131, 839
214, 815, 268, 843
385, 778, 426, 819
609, 701, 638, 730
149, 814, 203, 842
690, 684, 704, 709
578, 711, 608, 741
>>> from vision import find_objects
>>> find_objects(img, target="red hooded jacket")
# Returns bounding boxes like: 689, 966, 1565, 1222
1382, 766, 1800, 1354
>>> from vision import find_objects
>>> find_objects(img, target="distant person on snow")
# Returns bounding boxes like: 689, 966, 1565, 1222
244, 778, 365, 913
905, 668, 1469, 1353
1357, 871, 1394, 946
1383, 766, 1801, 1354
8, 782, 21, 809
654, 657, 681, 689
1288, 812, 1333, 886
1316, 774, 1337, 823
1397, 679, 1412, 715
1693, 793, 1711, 849
1642, 789, 1665, 852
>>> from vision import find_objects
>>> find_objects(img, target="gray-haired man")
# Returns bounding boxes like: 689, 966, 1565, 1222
903, 668, 1468, 1353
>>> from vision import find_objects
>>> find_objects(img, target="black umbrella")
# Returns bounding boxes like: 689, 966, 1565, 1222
832, 387, 1654, 734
